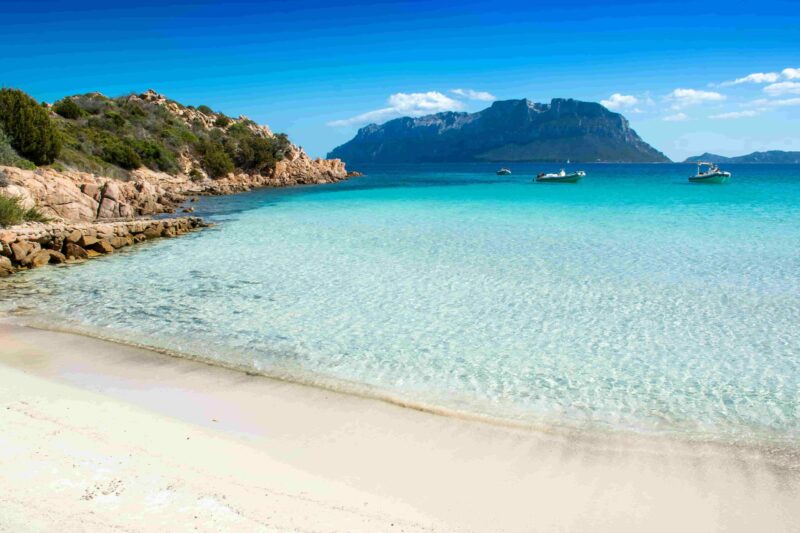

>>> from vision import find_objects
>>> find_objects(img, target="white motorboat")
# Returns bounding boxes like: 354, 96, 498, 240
535, 169, 585, 183
689, 162, 731, 183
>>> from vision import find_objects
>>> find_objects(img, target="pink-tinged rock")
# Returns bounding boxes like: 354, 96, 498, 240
102, 182, 122, 201
81, 183, 101, 201
10, 241, 40, 263
119, 203, 133, 218
97, 197, 118, 219
95, 224, 115, 240
0, 230, 17, 245
66, 229, 82, 243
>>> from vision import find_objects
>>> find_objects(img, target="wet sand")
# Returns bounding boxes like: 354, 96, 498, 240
1, 322, 798, 532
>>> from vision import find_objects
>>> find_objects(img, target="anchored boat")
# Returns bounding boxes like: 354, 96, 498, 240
689, 162, 731, 184
535, 169, 585, 183
496, 168, 512, 175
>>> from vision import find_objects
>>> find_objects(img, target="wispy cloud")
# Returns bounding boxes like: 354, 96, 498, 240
709, 110, 759, 120
600, 93, 638, 110
450, 88, 496, 101
748, 97, 800, 108
663, 112, 689, 122
719, 72, 780, 86
667, 88, 726, 109
328, 91, 464, 127
763, 81, 800, 96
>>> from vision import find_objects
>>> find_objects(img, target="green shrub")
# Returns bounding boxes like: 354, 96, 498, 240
105, 111, 126, 129
0, 195, 50, 227
214, 115, 232, 128
0, 127, 37, 170
201, 141, 234, 178
0, 88, 62, 164
53, 98, 85, 119
189, 167, 204, 181
197, 105, 214, 115
131, 138, 179, 173
126, 103, 146, 118
101, 140, 141, 169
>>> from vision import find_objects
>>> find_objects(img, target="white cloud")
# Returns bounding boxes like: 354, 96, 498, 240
709, 110, 759, 120
667, 88, 726, 109
763, 81, 800, 96
782, 68, 800, 80
748, 97, 800, 108
328, 91, 464, 127
663, 112, 689, 122
450, 88, 496, 101
600, 93, 639, 110
719, 72, 780, 86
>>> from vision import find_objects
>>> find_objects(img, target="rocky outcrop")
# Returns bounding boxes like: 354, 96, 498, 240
0, 217, 206, 277
1, 151, 348, 224
202, 149, 348, 195
0, 166, 190, 222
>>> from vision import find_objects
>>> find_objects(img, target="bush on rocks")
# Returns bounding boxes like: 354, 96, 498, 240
0, 195, 50, 227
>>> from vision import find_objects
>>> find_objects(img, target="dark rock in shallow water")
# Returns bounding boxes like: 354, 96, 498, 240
64, 242, 88, 260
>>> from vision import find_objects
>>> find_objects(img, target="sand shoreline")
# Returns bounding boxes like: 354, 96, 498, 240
6, 313, 799, 458
1, 321, 799, 532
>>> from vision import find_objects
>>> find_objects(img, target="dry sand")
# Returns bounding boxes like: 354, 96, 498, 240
0, 321, 798, 532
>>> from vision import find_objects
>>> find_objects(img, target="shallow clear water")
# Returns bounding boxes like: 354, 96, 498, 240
3, 163, 800, 442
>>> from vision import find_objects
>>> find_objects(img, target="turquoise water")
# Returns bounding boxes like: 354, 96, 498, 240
3, 163, 800, 443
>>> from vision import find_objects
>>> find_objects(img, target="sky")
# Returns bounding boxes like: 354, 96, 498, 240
2, 0, 799, 160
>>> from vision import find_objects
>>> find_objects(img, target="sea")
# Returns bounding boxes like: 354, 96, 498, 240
2, 163, 799, 445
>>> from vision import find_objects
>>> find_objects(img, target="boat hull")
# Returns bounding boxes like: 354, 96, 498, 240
689, 172, 730, 184
535, 174, 583, 183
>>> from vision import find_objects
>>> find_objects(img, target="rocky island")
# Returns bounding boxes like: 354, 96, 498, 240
0, 88, 352, 276
328, 98, 670, 164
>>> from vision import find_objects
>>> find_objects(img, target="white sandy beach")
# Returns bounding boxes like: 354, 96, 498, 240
1, 321, 798, 532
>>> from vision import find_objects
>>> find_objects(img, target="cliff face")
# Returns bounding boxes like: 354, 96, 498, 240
329, 98, 670, 163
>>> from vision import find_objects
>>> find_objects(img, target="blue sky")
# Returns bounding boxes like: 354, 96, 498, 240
2, 0, 799, 160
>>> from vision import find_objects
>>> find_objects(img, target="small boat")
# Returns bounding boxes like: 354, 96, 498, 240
496, 168, 512, 175
535, 169, 585, 183
689, 162, 731, 184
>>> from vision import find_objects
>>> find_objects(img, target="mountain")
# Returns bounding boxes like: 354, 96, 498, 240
682, 151, 800, 164
328, 98, 670, 163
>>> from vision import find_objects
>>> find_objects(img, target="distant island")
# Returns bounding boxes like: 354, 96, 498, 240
328, 98, 670, 164
682, 151, 800, 164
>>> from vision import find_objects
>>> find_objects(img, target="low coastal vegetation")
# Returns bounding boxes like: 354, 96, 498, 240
0, 87, 292, 180
0, 194, 49, 227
